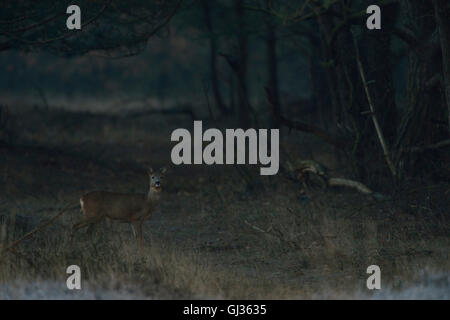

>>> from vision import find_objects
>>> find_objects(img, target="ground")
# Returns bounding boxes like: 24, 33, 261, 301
0, 104, 449, 299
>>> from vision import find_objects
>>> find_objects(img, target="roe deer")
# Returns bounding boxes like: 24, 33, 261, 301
71, 167, 166, 250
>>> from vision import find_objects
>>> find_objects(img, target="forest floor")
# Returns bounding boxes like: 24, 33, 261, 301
0, 104, 449, 299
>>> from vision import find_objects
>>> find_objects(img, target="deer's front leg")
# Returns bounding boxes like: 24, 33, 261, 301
131, 220, 143, 252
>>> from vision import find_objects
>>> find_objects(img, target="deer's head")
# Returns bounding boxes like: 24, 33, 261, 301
148, 167, 167, 193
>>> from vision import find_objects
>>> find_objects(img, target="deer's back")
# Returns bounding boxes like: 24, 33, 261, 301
81, 191, 151, 221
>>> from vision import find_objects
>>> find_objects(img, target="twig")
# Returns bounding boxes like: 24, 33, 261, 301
1, 0, 113, 46
400, 139, 450, 153
89, 0, 184, 54
201, 78, 215, 120
0, 204, 75, 255
244, 219, 271, 233
352, 32, 397, 178
35, 85, 49, 109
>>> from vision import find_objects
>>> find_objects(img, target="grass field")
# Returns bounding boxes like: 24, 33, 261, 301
0, 104, 449, 299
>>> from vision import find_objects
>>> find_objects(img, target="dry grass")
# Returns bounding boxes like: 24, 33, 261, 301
0, 104, 449, 299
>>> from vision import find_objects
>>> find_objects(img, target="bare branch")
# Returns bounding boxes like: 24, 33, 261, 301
265, 86, 348, 149
400, 139, 450, 153
0, 0, 112, 48
352, 32, 397, 178
392, 25, 420, 46
0, 204, 75, 255
1, 11, 64, 34
87, 0, 183, 54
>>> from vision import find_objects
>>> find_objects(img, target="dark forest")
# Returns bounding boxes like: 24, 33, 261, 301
0, 0, 449, 299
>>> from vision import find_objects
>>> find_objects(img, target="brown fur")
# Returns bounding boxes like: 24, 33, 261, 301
80, 191, 158, 222
71, 167, 166, 251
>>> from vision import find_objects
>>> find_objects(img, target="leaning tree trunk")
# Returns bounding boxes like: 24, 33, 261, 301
335, 25, 374, 181
362, 2, 398, 146
317, 2, 398, 182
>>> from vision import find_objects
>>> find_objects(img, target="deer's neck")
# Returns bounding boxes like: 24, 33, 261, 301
147, 189, 161, 202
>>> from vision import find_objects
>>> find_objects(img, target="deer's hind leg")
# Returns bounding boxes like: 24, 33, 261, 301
70, 216, 103, 244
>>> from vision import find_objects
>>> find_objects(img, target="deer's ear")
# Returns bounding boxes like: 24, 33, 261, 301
148, 167, 154, 175
160, 167, 167, 175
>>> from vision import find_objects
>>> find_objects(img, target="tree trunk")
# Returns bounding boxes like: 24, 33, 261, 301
308, 32, 332, 130
201, 0, 229, 115
316, 12, 340, 127
235, 0, 250, 128
433, 0, 450, 132
397, 1, 447, 175
266, 7, 280, 129
315, 10, 370, 180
